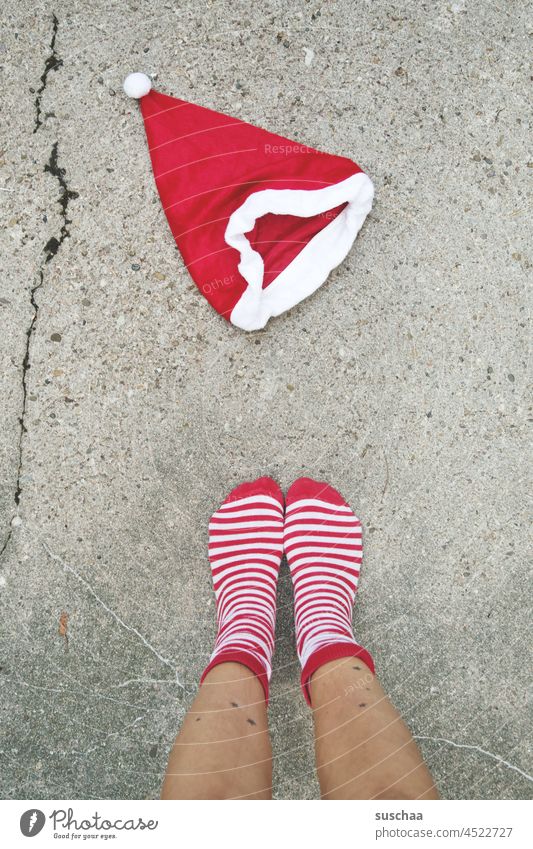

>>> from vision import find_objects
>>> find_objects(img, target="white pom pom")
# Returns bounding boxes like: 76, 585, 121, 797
123, 73, 152, 99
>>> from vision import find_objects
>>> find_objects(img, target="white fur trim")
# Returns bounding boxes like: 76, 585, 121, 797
226, 172, 373, 331
123, 73, 152, 99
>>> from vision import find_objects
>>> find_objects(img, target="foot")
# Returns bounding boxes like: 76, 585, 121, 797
200, 477, 284, 702
284, 477, 374, 704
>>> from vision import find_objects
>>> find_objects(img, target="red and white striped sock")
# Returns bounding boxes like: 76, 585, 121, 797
200, 477, 284, 702
284, 477, 374, 705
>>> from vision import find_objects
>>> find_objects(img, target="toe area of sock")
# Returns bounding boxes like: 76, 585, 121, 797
223, 476, 284, 508
286, 476, 348, 508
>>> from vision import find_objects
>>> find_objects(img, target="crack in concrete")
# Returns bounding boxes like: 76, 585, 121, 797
34, 13, 62, 133
41, 540, 185, 689
43, 142, 79, 261
0, 532, 12, 560
414, 735, 533, 784
70, 715, 146, 764
1, 16, 78, 560
0, 268, 45, 559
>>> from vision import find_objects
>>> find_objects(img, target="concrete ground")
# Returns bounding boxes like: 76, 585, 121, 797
0, 0, 531, 800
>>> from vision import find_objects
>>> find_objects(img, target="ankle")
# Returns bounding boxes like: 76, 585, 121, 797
201, 654, 270, 702
202, 660, 260, 686
309, 653, 375, 704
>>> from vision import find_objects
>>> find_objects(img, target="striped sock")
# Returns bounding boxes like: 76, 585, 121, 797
200, 477, 284, 702
284, 477, 374, 705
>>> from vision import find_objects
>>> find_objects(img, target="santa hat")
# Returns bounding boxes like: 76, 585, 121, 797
123, 72, 374, 331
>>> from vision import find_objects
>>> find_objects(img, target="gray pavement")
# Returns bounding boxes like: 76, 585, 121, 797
0, 0, 531, 799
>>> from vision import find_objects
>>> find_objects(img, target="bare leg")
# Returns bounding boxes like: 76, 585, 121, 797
161, 662, 272, 799
311, 657, 438, 800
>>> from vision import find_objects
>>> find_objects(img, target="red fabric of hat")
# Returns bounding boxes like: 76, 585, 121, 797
124, 73, 374, 331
